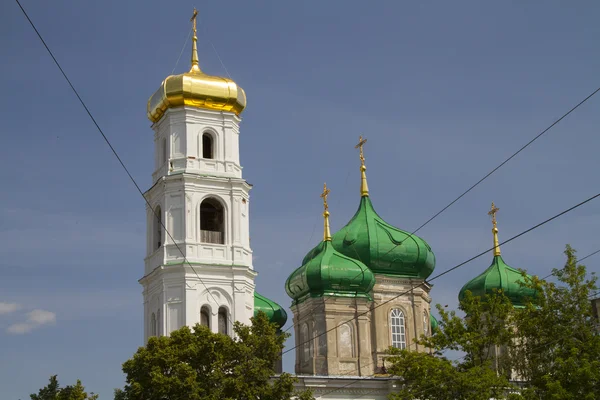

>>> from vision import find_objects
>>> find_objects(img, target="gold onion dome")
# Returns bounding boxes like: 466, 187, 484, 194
147, 9, 247, 123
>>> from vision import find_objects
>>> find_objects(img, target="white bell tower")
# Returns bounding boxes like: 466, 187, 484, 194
140, 10, 255, 341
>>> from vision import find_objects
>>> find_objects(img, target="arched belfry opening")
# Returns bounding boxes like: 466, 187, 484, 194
200, 198, 224, 244
218, 306, 228, 335
200, 306, 210, 328
202, 133, 214, 159
153, 206, 162, 250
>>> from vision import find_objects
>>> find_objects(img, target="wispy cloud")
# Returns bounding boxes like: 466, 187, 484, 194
6, 309, 56, 334
0, 302, 21, 315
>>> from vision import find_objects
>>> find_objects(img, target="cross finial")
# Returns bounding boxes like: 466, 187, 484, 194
191, 8, 198, 34
189, 8, 201, 72
354, 135, 369, 197
321, 183, 332, 241
488, 202, 501, 256
320, 182, 331, 212
355, 135, 368, 167
488, 202, 500, 228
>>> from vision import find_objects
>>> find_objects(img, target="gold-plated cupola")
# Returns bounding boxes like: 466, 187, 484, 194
147, 9, 247, 123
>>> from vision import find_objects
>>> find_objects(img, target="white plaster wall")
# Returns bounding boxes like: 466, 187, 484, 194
141, 107, 256, 342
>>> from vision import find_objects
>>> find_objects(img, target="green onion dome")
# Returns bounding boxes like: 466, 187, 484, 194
459, 203, 536, 308
430, 314, 439, 332
458, 255, 536, 308
254, 292, 288, 329
285, 240, 375, 305
303, 197, 436, 279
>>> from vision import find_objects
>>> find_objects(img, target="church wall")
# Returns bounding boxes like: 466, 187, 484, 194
292, 296, 374, 376
141, 106, 256, 343
151, 107, 243, 183
371, 275, 432, 368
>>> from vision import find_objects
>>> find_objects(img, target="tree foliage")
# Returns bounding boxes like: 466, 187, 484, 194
388, 245, 600, 399
388, 290, 516, 400
30, 375, 98, 400
512, 245, 600, 399
117, 312, 313, 400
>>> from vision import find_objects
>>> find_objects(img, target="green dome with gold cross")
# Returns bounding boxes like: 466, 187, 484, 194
285, 184, 376, 305
302, 136, 436, 279
459, 203, 536, 308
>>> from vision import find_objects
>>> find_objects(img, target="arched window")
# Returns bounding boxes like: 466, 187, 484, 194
150, 312, 157, 337
391, 308, 406, 349
157, 309, 161, 336
338, 323, 354, 358
423, 312, 429, 336
200, 198, 224, 244
301, 323, 310, 363
153, 206, 162, 250
202, 133, 214, 159
200, 306, 210, 328
218, 307, 228, 335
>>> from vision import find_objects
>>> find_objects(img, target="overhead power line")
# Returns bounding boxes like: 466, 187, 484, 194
381, 85, 600, 258
14, 0, 237, 328
283, 190, 600, 356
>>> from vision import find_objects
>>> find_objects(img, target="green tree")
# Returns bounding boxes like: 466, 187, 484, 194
30, 376, 98, 400
387, 290, 517, 400
117, 312, 313, 400
512, 245, 600, 399
388, 244, 600, 399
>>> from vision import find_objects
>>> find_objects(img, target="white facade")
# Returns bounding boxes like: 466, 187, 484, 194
140, 106, 256, 342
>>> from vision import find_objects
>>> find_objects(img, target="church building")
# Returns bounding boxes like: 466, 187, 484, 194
138, 10, 538, 399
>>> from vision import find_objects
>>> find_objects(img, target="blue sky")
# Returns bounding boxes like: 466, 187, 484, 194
1, 0, 600, 398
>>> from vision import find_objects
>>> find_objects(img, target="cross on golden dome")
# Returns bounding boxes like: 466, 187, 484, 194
190, 8, 200, 72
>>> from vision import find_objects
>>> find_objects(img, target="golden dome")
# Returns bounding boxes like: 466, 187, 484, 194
147, 10, 246, 123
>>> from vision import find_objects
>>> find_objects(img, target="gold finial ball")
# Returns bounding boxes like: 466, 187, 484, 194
323, 211, 330, 217
493, 227, 498, 233
360, 165, 366, 171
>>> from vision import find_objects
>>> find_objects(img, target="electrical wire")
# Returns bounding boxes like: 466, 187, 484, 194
381, 85, 600, 259
14, 0, 238, 330
283, 190, 600, 356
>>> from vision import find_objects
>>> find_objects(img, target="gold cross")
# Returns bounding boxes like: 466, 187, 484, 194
320, 182, 331, 212
355, 135, 367, 166
488, 202, 500, 228
190, 8, 198, 35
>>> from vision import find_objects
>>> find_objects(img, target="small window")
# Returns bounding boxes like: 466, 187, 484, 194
153, 206, 162, 250
202, 133, 214, 159
201, 306, 210, 328
218, 307, 228, 335
301, 323, 310, 363
391, 308, 406, 349
423, 312, 429, 336
150, 312, 157, 337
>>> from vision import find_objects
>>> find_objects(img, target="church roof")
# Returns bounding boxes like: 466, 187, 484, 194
285, 183, 375, 304
326, 196, 436, 278
458, 203, 536, 308
285, 240, 375, 304
254, 292, 288, 329
147, 10, 246, 123
458, 254, 536, 308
